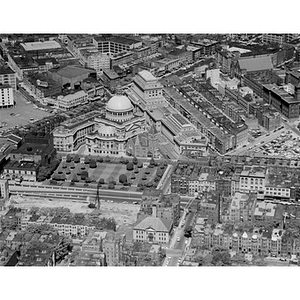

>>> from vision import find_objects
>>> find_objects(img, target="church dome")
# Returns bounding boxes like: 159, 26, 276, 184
106, 95, 133, 112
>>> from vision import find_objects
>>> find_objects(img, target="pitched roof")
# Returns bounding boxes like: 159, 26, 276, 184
149, 124, 158, 135
134, 216, 172, 232
238, 56, 273, 72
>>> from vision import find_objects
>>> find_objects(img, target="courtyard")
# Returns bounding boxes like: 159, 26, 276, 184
44, 155, 167, 192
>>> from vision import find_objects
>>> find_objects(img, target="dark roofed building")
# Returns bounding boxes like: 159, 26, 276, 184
133, 216, 173, 244
48, 65, 96, 89
234, 56, 273, 78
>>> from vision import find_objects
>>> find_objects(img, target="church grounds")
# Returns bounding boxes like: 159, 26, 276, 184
44, 156, 165, 192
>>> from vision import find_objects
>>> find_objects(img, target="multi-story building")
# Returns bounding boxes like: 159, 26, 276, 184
168, 48, 193, 66
21, 214, 95, 237
3, 161, 39, 181
110, 51, 134, 67
257, 110, 281, 131
56, 90, 88, 111
0, 84, 14, 108
102, 231, 124, 266
23, 72, 62, 102
228, 192, 257, 223
253, 201, 276, 222
85, 93, 146, 156
133, 216, 173, 244
262, 83, 300, 119
93, 36, 142, 54
128, 70, 166, 111
0, 65, 16, 90
79, 49, 111, 76
155, 58, 180, 72
48, 65, 97, 89
239, 167, 266, 197
53, 111, 100, 152
128, 71, 208, 158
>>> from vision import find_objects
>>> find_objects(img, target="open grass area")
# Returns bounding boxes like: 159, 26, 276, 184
0, 91, 50, 131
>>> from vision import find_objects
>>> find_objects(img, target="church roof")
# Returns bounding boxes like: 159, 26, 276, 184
148, 124, 158, 135
106, 95, 133, 112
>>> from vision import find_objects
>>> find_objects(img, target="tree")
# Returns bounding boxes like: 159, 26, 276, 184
81, 171, 89, 181
137, 161, 143, 168
97, 157, 103, 163
149, 157, 155, 166
108, 182, 115, 189
66, 154, 72, 163
62, 161, 67, 169
119, 156, 125, 164
156, 168, 164, 178
119, 174, 127, 184
211, 248, 231, 266
99, 178, 105, 184
105, 155, 110, 163
126, 162, 134, 171
74, 155, 80, 163
89, 159, 97, 168
133, 156, 138, 165
85, 177, 92, 183
84, 156, 91, 164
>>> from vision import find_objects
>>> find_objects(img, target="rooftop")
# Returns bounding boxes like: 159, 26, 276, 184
21, 40, 61, 52
134, 216, 172, 232
50, 65, 95, 79
238, 56, 273, 72
4, 160, 38, 171
93, 35, 140, 46
138, 70, 156, 82
11, 142, 48, 155
0, 65, 14, 75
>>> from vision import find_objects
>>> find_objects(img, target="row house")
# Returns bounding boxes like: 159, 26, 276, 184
198, 225, 300, 258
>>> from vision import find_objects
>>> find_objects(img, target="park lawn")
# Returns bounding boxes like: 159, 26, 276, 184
52, 159, 163, 192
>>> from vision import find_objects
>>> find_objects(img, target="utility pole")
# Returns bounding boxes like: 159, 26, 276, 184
95, 180, 101, 210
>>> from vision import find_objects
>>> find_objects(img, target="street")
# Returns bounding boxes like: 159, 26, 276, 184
164, 211, 195, 266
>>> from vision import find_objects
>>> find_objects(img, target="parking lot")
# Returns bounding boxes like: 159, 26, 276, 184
0, 91, 50, 133
250, 129, 300, 158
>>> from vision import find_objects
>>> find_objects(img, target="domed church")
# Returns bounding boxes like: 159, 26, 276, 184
85, 92, 147, 156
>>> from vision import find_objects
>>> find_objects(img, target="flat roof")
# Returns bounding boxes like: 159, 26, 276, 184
11, 143, 48, 155
21, 40, 61, 52
93, 35, 140, 45
50, 65, 95, 79
4, 160, 38, 171
138, 70, 156, 82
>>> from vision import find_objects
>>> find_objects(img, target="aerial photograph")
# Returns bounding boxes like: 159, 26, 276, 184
1, 32, 300, 269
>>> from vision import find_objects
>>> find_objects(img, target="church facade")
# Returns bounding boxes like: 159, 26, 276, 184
85, 94, 158, 157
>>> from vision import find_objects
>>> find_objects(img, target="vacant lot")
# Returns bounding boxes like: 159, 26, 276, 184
8, 195, 139, 225
0, 91, 50, 130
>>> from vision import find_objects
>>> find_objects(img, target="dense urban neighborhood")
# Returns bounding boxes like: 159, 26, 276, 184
1, 33, 300, 267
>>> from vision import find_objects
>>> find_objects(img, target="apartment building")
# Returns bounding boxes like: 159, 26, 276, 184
21, 214, 95, 237
239, 167, 266, 196
0, 65, 16, 90
0, 84, 14, 108
228, 192, 257, 223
